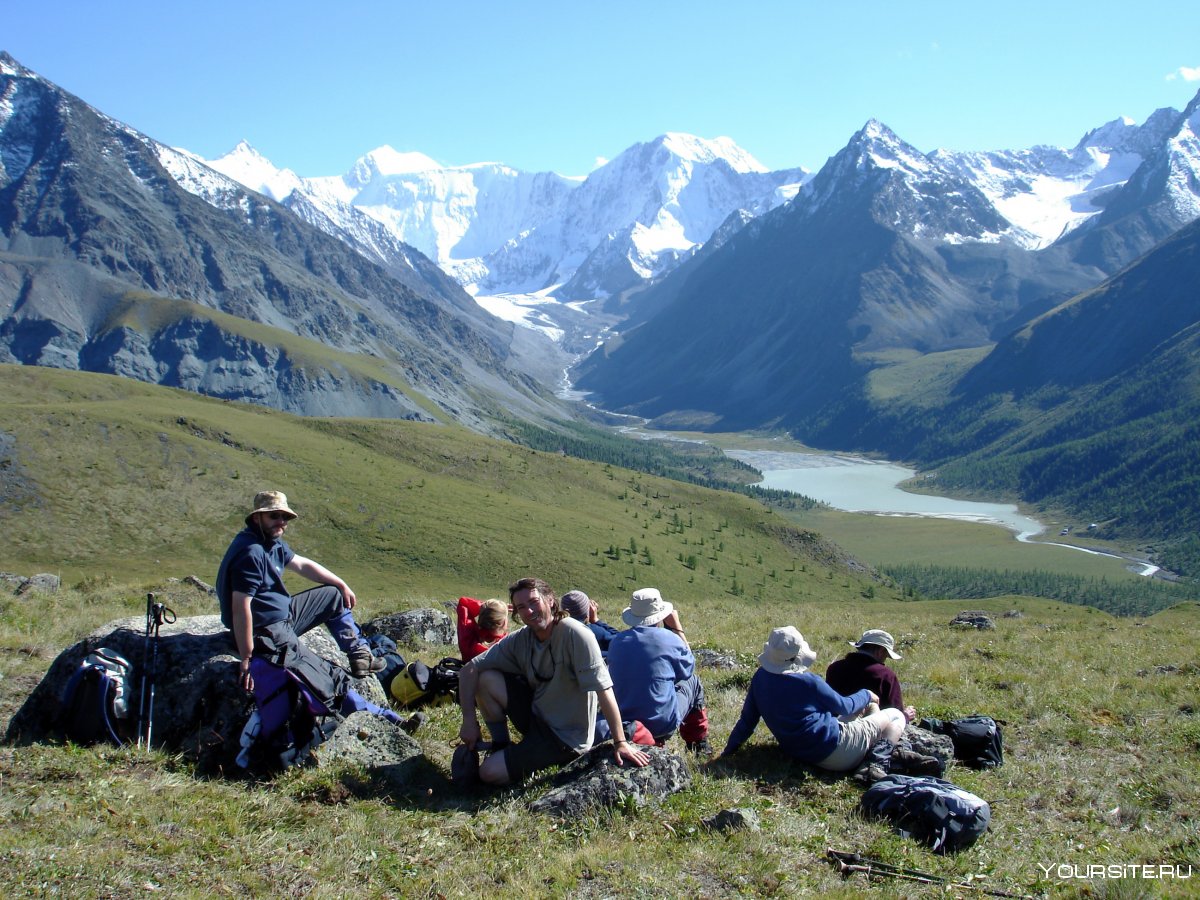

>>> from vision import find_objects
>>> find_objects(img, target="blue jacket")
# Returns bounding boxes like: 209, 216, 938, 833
606, 625, 693, 738
587, 620, 621, 652
723, 668, 871, 763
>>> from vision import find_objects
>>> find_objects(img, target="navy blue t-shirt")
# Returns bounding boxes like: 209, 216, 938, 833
216, 527, 296, 630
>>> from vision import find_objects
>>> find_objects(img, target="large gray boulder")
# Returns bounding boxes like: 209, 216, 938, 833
4, 614, 392, 775
527, 745, 691, 818
316, 711, 426, 793
950, 611, 996, 630
364, 608, 454, 647
1, 572, 61, 595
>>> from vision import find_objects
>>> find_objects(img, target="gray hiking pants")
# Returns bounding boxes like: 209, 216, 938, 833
252, 585, 364, 709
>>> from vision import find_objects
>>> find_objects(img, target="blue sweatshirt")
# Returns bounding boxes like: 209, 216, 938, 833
606, 625, 693, 738
723, 668, 871, 763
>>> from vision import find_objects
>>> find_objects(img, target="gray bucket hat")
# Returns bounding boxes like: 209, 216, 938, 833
759, 626, 817, 675
621, 588, 673, 627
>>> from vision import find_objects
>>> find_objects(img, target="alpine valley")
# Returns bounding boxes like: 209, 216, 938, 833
3, 50, 1200, 571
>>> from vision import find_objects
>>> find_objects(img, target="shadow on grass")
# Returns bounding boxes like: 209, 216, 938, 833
703, 744, 849, 791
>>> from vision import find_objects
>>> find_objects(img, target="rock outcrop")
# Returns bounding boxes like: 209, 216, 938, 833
950, 611, 996, 630
316, 711, 426, 793
364, 608, 454, 648
4, 614, 393, 776
900, 724, 955, 768
527, 744, 691, 818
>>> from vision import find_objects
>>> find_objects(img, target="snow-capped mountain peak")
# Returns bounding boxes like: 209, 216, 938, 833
1077, 116, 1137, 151
852, 119, 933, 175
657, 132, 767, 173
204, 140, 303, 202
356, 145, 442, 177
930, 100, 1193, 249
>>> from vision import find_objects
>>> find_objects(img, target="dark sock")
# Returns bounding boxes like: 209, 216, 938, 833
485, 719, 510, 746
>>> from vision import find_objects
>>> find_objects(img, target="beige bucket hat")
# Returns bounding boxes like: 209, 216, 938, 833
245, 490, 298, 526
851, 629, 902, 660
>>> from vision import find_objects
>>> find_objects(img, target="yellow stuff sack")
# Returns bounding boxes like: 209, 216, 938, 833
389, 662, 433, 707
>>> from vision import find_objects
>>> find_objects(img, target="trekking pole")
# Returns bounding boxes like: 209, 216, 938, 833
138, 592, 176, 749
826, 849, 1032, 899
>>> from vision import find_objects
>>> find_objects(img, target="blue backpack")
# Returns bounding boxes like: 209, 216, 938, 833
58, 648, 135, 746
364, 632, 407, 697
860, 774, 991, 853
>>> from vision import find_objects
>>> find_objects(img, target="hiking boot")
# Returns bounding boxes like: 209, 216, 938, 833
852, 738, 895, 785
347, 645, 386, 677
400, 711, 428, 735
853, 762, 889, 785
451, 743, 480, 788
685, 738, 712, 758
891, 747, 944, 777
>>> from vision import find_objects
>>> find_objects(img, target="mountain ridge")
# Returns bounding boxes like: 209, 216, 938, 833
0, 52, 570, 431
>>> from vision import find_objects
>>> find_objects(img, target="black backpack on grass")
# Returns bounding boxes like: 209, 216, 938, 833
917, 715, 1004, 769
860, 774, 991, 853
58, 648, 136, 746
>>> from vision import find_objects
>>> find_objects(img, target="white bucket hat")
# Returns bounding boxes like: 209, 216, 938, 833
621, 587, 674, 627
852, 629, 902, 660
759, 626, 817, 675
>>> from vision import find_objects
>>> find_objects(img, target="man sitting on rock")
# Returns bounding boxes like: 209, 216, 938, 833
602, 588, 710, 755
456, 577, 650, 786
216, 490, 386, 715
825, 629, 916, 723
559, 589, 620, 653
722, 626, 905, 783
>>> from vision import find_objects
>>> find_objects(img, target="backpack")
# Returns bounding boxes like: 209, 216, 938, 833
364, 633, 407, 697
236, 659, 340, 772
917, 715, 1004, 769
58, 648, 135, 746
388, 657, 464, 708
860, 774, 991, 853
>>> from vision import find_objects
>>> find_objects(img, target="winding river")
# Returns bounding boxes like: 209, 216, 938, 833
725, 447, 1160, 574
725, 449, 1045, 537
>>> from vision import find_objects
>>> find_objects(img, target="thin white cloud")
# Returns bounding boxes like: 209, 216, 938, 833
1168, 65, 1200, 82
593, 156, 609, 170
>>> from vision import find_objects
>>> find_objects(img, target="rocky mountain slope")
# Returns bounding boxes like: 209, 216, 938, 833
0, 53, 568, 428
574, 96, 1200, 438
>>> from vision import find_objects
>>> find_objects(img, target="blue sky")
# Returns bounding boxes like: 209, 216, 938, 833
6, 1, 1199, 177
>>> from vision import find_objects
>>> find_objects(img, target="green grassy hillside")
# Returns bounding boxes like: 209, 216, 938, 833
2, 586, 1197, 897
3, 366, 1199, 897
0, 364, 877, 607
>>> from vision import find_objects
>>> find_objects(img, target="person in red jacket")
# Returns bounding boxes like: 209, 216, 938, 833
456, 596, 510, 662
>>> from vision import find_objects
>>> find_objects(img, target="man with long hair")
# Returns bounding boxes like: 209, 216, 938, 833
457, 577, 649, 786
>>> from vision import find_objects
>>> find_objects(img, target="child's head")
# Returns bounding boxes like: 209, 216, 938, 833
477, 598, 510, 641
